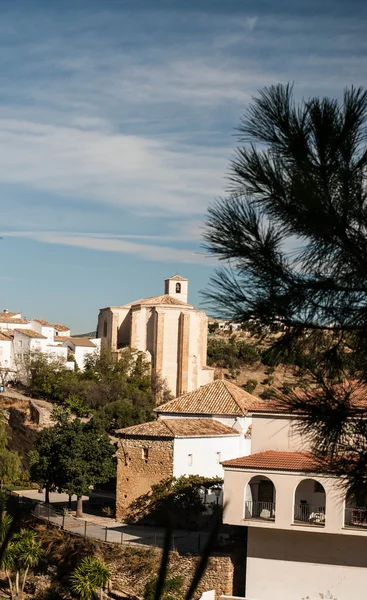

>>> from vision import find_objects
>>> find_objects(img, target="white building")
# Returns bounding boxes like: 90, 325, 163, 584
62, 337, 100, 370
115, 379, 258, 518
97, 275, 214, 397
0, 310, 98, 379
222, 397, 367, 600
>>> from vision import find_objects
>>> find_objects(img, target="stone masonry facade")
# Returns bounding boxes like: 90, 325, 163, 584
116, 437, 174, 519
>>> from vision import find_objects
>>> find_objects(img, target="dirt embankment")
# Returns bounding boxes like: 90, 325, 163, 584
0, 390, 53, 470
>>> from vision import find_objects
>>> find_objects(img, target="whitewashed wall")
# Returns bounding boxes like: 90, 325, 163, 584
173, 434, 241, 479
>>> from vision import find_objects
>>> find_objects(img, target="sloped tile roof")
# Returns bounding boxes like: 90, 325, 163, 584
156, 379, 259, 416
116, 418, 239, 438
165, 274, 188, 281
33, 318, 52, 326
66, 337, 96, 348
52, 323, 70, 332
0, 316, 29, 324
130, 294, 191, 307
0, 332, 13, 341
15, 329, 47, 339
222, 450, 323, 472
250, 381, 367, 414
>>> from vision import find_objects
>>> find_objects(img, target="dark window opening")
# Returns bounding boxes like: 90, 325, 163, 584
175, 283, 181, 293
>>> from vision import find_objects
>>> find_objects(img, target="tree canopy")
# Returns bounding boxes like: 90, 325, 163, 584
30, 410, 116, 516
22, 347, 171, 433
204, 84, 367, 493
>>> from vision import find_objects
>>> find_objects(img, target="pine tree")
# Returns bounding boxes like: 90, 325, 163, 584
204, 84, 367, 492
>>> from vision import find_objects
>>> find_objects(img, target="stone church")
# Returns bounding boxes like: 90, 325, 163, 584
97, 275, 214, 396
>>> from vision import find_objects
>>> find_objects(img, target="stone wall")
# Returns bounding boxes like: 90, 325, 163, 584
116, 437, 174, 519
109, 546, 234, 599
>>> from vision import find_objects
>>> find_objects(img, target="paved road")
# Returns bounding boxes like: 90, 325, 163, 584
17, 490, 213, 554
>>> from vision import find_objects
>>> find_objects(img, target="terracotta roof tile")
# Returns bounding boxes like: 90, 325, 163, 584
66, 337, 97, 348
0, 316, 29, 324
33, 318, 53, 326
15, 329, 47, 339
156, 379, 259, 416
222, 450, 323, 472
52, 323, 70, 332
250, 381, 367, 414
0, 332, 13, 341
54, 335, 70, 342
130, 294, 191, 307
165, 275, 188, 281
116, 418, 239, 438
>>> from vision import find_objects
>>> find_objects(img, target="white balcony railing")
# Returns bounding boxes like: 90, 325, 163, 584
244, 500, 275, 521
294, 504, 325, 526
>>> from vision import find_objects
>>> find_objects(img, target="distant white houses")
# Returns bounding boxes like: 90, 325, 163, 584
0, 308, 100, 382
62, 337, 100, 370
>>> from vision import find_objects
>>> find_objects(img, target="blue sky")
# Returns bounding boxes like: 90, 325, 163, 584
1, 0, 367, 332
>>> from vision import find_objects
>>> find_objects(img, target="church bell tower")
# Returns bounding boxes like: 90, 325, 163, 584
164, 275, 188, 304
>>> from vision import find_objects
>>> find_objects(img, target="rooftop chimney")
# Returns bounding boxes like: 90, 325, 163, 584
3, 308, 8, 314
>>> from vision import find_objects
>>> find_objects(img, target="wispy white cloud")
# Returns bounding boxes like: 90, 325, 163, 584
1, 230, 215, 266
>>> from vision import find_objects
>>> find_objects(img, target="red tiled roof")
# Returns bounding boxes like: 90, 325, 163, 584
65, 337, 96, 348
0, 316, 29, 324
0, 332, 12, 341
156, 379, 259, 416
33, 318, 52, 326
52, 323, 70, 332
250, 382, 367, 415
15, 329, 47, 339
222, 450, 324, 472
130, 294, 191, 307
116, 418, 239, 438
165, 274, 188, 281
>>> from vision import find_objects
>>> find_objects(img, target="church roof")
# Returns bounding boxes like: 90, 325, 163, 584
165, 274, 188, 281
116, 418, 239, 438
156, 379, 260, 416
130, 294, 191, 307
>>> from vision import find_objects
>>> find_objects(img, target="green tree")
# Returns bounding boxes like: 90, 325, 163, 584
126, 475, 223, 528
0, 411, 21, 488
2, 529, 43, 599
30, 411, 116, 518
203, 84, 367, 490
70, 556, 110, 600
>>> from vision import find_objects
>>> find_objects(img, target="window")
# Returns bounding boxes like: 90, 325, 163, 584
216, 452, 221, 463
142, 448, 149, 462
103, 320, 108, 337
18, 340, 22, 347
188, 454, 193, 466
175, 283, 181, 293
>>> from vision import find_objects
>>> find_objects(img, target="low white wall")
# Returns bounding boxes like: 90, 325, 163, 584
246, 528, 367, 600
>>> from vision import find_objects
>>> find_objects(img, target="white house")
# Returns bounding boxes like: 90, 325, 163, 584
0, 309, 30, 332
62, 337, 100, 370
222, 394, 367, 600
115, 379, 258, 518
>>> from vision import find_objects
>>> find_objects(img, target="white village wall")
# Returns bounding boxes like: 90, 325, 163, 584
173, 435, 241, 479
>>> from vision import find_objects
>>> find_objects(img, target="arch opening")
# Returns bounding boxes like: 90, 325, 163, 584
175, 282, 181, 293
294, 479, 326, 526
244, 475, 276, 521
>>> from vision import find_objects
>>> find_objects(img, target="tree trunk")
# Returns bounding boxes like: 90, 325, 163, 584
68, 494, 72, 510
45, 485, 50, 504
15, 570, 19, 598
21, 566, 29, 592
76, 495, 83, 518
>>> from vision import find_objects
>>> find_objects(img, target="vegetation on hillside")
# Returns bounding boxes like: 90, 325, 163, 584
19, 347, 171, 433
0, 411, 22, 488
